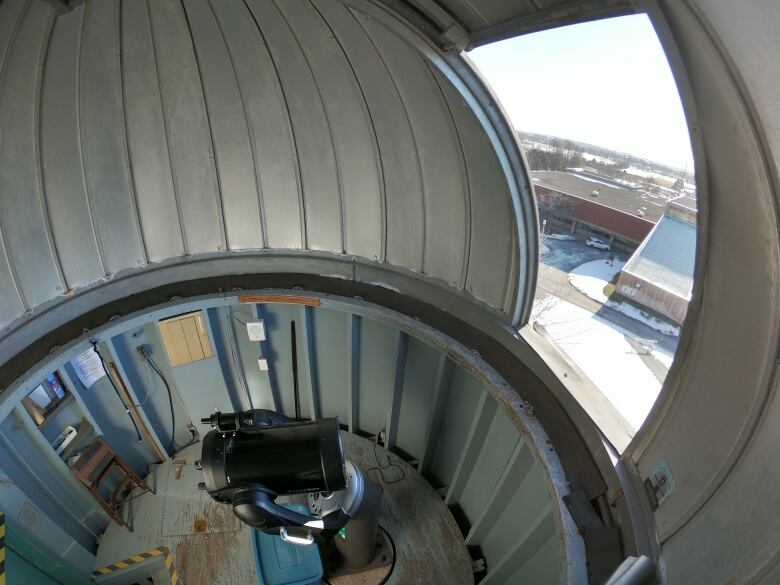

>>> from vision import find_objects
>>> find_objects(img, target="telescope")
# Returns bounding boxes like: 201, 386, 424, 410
196, 409, 387, 575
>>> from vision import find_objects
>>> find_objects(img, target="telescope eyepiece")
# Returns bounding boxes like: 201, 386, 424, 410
201, 409, 295, 432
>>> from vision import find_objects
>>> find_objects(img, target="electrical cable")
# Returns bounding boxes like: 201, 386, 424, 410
145, 355, 198, 453
366, 440, 405, 485
170, 380, 195, 436
128, 360, 152, 408
231, 313, 249, 326
179, 428, 199, 451
90, 341, 143, 442
146, 356, 177, 453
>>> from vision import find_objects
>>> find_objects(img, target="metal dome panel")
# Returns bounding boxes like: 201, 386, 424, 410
0, 0, 536, 334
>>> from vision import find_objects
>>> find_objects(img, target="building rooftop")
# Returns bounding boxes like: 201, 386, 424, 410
622, 215, 696, 298
532, 170, 667, 222
667, 195, 698, 224
671, 195, 698, 212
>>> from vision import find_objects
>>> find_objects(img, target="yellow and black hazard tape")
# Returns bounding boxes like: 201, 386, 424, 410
0, 511, 6, 585
91, 544, 178, 584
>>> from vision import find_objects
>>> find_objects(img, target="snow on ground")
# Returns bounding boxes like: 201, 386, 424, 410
545, 233, 576, 241
609, 302, 680, 337
533, 296, 662, 431
582, 153, 615, 165
567, 171, 630, 191
651, 348, 674, 368
568, 259, 625, 303
569, 260, 681, 338
540, 241, 551, 256
624, 166, 675, 182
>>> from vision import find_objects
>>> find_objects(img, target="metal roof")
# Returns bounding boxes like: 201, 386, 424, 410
384, 0, 636, 49
0, 0, 537, 333
532, 170, 666, 222
672, 195, 698, 211
622, 215, 696, 298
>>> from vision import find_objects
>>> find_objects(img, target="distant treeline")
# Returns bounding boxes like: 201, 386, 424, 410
518, 131, 692, 182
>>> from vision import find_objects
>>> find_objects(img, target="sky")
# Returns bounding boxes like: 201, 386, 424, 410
468, 15, 693, 170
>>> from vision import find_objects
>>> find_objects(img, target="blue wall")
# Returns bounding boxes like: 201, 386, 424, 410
7, 549, 61, 585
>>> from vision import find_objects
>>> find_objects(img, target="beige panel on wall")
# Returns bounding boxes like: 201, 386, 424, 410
157, 311, 214, 367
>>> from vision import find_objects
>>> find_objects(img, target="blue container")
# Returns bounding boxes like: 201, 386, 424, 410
251, 504, 324, 585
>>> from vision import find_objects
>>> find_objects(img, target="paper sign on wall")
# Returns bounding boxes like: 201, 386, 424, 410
71, 347, 106, 389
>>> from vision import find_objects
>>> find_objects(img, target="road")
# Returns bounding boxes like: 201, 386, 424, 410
536, 237, 680, 381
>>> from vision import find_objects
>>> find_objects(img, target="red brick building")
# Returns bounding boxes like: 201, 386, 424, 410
533, 171, 658, 249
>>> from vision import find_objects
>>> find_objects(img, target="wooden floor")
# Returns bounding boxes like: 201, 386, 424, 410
96, 433, 473, 585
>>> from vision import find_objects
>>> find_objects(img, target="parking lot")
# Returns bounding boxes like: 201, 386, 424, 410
536, 232, 679, 355
540, 234, 628, 272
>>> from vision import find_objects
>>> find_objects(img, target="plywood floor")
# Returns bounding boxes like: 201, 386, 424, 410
96, 433, 472, 585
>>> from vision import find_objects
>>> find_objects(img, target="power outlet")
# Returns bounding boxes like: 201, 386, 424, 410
377, 430, 386, 446
136, 344, 151, 359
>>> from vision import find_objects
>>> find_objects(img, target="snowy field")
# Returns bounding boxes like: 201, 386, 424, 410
625, 166, 668, 180
533, 295, 669, 431
568, 258, 626, 302
568, 260, 681, 337
567, 170, 630, 191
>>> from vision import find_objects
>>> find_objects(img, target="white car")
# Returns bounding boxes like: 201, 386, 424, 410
585, 236, 610, 251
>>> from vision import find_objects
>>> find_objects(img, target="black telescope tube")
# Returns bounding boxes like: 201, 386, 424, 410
200, 416, 346, 497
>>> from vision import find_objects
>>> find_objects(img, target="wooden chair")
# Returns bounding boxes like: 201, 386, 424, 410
69, 436, 154, 531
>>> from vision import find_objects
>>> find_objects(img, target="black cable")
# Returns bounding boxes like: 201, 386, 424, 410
175, 426, 199, 451
366, 440, 405, 485
131, 360, 153, 408
291, 321, 301, 422
90, 341, 143, 442
146, 356, 199, 452
146, 356, 183, 454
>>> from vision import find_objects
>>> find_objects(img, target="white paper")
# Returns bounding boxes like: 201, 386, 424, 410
71, 348, 106, 389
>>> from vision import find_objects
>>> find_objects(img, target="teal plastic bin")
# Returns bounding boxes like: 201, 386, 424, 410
251, 504, 324, 585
